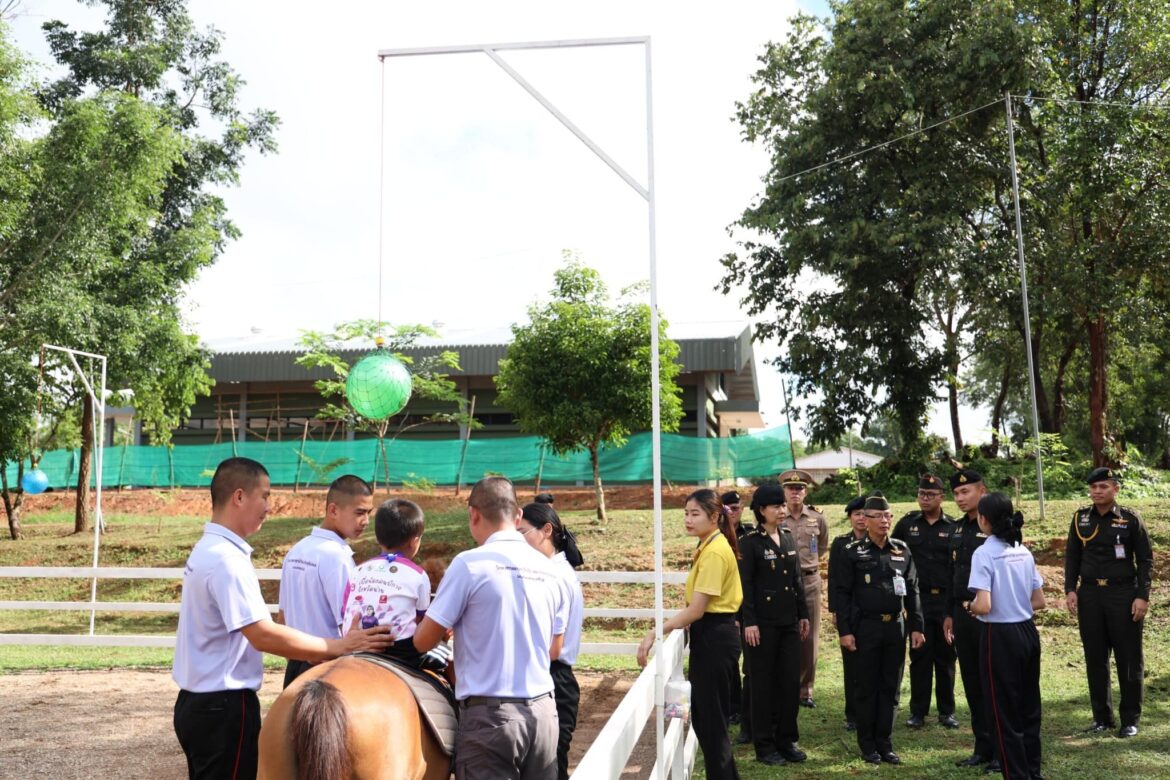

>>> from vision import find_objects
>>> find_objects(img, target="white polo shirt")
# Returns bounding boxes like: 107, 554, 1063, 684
552, 551, 584, 667
173, 523, 271, 692
278, 527, 355, 641
341, 552, 431, 640
426, 529, 569, 700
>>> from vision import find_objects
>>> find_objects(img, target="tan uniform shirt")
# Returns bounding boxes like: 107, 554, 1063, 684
782, 505, 830, 574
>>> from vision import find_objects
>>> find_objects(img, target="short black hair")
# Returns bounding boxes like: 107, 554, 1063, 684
374, 499, 425, 549
210, 457, 269, 509
326, 474, 372, 509
468, 476, 518, 523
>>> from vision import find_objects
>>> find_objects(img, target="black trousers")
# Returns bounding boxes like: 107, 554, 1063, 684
908, 596, 956, 718
746, 622, 801, 758
736, 629, 751, 735
1078, 584, 1145, 727
841, 640, 858, 724
551, 660, 580, 780
980, 620, 1041, 780
853, 616, 905, 755
283, 659, 312, 689
688, 614, 741, 780
953, 606, 994, 759
174, 688, 261, 780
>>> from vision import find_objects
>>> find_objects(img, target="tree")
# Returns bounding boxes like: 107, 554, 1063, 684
495, 258, 684, 522
296, 320, 476, 489
0, 1, 277, 533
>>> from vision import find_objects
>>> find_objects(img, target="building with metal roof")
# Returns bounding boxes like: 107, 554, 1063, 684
167, 323, 765, 445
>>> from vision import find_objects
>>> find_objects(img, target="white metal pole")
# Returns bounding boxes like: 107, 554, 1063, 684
644, 38, 667, 780
1003, 93, 1046, 519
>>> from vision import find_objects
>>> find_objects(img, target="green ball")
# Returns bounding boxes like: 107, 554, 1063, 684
346, 351, 412, 420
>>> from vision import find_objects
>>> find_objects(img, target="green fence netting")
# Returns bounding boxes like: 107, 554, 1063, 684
5, 426, 795, 489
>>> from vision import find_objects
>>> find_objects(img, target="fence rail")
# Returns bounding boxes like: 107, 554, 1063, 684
0, 566, 688, 652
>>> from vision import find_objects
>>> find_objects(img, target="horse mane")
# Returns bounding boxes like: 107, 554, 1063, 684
290, 679, 353, 780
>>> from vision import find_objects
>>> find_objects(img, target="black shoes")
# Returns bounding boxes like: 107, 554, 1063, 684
881, 751, 903, 765
778, 744, 807, 763
1083, 721, 1114, 733
1118, 725, 1139, 738
940, 713, 960, 729
734, 730, 753, 745
756, 752, 787, 766
984, 760, 1002, 774
862, 751, 882, 764
906, 714, 925, 728
844, 720, 857, 732
956, 754, 988, 767
799, 697, 816, 708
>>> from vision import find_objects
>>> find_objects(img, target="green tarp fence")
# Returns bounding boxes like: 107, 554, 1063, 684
5, 426, 795, 489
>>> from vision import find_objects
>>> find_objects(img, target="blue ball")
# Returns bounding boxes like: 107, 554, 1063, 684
21, 468, 49, 495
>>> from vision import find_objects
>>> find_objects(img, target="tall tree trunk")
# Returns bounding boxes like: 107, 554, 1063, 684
984, 360, 1013, 458
75, 394, 93, 534
590, 441, 607, 524
947, 365, 963, 454
1, 464, 23, 540
1087, 315, 1110, 466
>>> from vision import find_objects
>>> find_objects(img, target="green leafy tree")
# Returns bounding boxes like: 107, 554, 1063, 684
495, 258, 684, 522
296, 320, 476, 489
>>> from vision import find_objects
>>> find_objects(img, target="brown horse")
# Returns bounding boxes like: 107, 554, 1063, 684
257, 655, 451, 780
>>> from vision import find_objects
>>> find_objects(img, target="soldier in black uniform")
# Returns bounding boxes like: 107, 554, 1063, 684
834, 493, 925, 765
1064, 467, 1153, 738
828, 495, 868, 732
739, 484, 811, 766
942, 468, 997, 772
892, 474, 958, 729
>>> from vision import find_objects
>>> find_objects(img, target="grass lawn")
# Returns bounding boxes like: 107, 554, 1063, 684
2, 496, 1169, 777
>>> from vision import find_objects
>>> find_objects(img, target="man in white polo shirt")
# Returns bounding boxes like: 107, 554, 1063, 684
172, 457, 391, 780
277, 474, 374, 687
413, 476, 569, 780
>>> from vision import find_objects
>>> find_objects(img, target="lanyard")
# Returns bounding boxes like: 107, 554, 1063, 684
1074, 511, 1102, 544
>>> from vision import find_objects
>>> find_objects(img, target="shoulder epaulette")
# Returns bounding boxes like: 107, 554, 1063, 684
1118, 505, 1141, 520
780, 526, 793, 533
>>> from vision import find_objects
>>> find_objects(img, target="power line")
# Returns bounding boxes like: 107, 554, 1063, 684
1010, 93, 1170, 110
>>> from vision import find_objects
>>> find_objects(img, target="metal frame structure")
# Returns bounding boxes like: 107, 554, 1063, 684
376, 36, 669, 777
42, 343, 107, 635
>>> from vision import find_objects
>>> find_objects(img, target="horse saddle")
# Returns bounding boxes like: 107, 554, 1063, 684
352, 652, 458, 757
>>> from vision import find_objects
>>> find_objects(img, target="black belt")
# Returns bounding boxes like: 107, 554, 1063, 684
697, 612, 737, 624
460, 692, 553, 708
801, 568, 818, 576
861, 611, 900, 622
1081, 577, 1136, 588
927, 587, 946, 595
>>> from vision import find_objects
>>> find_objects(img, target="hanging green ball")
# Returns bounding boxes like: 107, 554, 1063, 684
346, 351, 412, 420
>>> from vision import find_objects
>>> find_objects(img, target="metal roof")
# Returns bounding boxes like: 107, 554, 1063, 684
207, 323, 758, 384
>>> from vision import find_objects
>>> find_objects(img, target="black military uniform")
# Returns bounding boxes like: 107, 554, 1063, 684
892, 475, 957, 727
739, 495, 809, 766
827, 495, 868, 731
945, 469, 994, 767
1064, 467, 1153, 736
835, 495, 924, 764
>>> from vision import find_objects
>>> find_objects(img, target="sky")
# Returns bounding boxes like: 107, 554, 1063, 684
8, 0, 989, 446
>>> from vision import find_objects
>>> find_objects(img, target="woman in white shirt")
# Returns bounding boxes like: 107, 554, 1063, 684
519, 500, 585, 780
967, 492, 1046, 780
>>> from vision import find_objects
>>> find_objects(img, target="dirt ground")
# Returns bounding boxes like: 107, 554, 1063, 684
23, 484, 702, 518
0, 667, 652, 780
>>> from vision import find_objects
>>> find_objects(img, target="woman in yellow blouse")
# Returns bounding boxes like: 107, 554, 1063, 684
638, 488, 743, 779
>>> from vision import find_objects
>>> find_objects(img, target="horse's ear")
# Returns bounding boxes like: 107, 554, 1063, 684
421, 558, 447, 593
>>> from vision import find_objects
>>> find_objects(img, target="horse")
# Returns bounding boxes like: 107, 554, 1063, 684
258, 557, 453, 780
257, 654, 451, 780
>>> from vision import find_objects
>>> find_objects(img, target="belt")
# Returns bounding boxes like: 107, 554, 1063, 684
861, 611, 900, 622
801, 568, 818, 576
928, 588, 945, 595
459, 692, 553, 708
696, 612, 737, 624
1082, 577, 1136, 588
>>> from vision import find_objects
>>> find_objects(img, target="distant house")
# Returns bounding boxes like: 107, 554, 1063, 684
796, 448, 884, 485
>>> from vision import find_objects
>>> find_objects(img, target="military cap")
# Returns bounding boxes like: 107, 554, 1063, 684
949, 469, 983, 489
720, 490, 741, 505
750, 483, 785, 508
863, 492, 890, 511
844, 495, 867, 515
1085, 466, 1120, 485
918, 474, 945, 492
779, 469, 814, 487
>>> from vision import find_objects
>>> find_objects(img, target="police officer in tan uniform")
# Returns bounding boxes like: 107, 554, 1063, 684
778, 469, 830, 707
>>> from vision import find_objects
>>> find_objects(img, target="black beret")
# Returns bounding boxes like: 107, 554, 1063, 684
750, 484, 785, 509
918, 474, 945, 492
949, 469, 983, 490
720, 490, 741, 505
863, 492, 890, 511
844, 495, 867, 515
1086, 467, 1120, 485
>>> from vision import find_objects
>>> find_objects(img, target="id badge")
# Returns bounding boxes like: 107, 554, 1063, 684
893, 573, 907, 597
1115, 544, 1126, 560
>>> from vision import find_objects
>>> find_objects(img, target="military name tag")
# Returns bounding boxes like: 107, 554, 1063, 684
890, 555, 905, 562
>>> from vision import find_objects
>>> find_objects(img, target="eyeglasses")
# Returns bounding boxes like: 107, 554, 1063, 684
917, 491, 944, 499
517, 525, 537, 536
